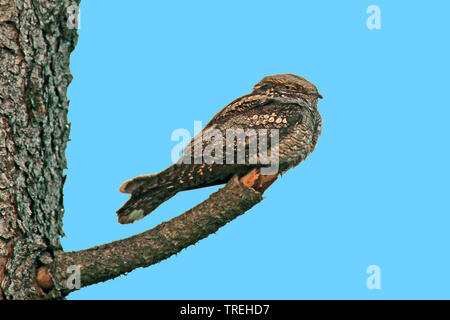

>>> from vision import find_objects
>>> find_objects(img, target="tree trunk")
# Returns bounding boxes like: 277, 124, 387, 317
0, 0, 79, 299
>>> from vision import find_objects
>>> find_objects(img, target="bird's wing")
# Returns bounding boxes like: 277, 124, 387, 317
203, 93, 273, 128
180, 95, 310, 166
180, 94, 270, 160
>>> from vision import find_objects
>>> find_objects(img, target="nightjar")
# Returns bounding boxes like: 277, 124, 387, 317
117, 74, 323, 224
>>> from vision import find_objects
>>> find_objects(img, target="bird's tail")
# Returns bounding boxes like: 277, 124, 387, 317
116, 168, 179, 224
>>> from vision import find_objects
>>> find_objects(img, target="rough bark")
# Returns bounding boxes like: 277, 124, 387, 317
0, 0, 279, 300
0, 0, 79, 299
47, 172, 276, 297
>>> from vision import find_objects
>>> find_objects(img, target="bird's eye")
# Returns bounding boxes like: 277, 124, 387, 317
285, 85, 296, 90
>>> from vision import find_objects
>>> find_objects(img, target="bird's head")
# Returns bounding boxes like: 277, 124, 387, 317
253, 73, 323, 101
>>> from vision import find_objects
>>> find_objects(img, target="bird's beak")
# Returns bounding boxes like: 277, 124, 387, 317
317, 93, 323, 99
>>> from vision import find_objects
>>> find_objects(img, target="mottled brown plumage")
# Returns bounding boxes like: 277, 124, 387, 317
117, 74, 323, 224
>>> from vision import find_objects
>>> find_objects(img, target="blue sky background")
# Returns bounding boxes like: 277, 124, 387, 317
63, 0, 450, 299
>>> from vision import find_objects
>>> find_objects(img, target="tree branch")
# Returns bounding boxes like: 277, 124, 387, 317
41, 170, 277, 297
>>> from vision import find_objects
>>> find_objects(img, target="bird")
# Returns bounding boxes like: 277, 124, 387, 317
116, 73, 323, 224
